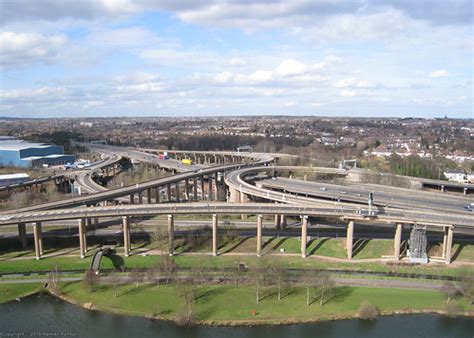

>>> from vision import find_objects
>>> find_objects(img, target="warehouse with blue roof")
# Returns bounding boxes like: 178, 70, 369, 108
0, 136, 75, 168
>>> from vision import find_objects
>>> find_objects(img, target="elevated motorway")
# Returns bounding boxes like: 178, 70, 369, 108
0, 153, 273, 215
1, 202, 473, 228
2, 201, 472, 263
257, 177, 473, 214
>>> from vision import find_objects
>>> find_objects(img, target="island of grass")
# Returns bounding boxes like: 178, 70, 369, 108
1, 281, 472, 325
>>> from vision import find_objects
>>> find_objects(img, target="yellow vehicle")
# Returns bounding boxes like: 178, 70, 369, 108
181, 159, 193, 165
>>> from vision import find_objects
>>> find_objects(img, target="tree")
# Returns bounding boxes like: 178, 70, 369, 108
84, 269, 99, 292
440, 282, 460, 304
358, 301, 379, 320
458, 268, 474, 306
268, 260, 288, 301
130, 268, 143, 288
314, 273, 335, 306
250, 259, 268, 303
47, 264, 60, 293
176, 280, 197, 326
159, 251, 177, 285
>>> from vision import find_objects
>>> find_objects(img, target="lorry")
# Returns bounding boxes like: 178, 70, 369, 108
181, 159, 193, 165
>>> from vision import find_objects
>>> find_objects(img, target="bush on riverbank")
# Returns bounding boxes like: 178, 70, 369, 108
358, 301, 379, 320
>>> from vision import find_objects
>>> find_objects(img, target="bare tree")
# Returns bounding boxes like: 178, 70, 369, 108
47, 264, 60, 293
160, 251, 177, 285
314, 273, 335, 306
358, 301, 379, 320
176, 280, 197, 326
458, 268, 474, 306
84, 269, 99, 293
440, 282, 460, 304
250, 259, 269, 303
268, 260, 288, 301
130, 268, 143, 288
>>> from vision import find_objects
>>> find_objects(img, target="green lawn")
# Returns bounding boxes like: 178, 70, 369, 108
0, 283, 42, 303
56, 281, 469, 323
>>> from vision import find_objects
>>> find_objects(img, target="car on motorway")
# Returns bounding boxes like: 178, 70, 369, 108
465, 205, 473, 212
320, 187, 327, 191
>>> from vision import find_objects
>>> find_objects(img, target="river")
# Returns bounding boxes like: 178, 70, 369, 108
0, 293, 472, 338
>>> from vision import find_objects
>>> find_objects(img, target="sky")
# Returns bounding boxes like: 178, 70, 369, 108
0, 0, 472, 118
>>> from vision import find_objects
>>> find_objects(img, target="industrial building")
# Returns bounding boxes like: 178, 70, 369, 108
0, 137, 75, 168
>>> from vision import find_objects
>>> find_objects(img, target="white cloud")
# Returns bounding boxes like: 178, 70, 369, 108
333, 78, 355, 88
242, 70, 273, 84
429, 69, 451, 78
276, 59, 307, 76
0, 31, 67, 67
229, 57, 247, 66
340, 90, 357, 97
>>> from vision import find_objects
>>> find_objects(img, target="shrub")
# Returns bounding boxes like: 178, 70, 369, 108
358, 301, 380, 320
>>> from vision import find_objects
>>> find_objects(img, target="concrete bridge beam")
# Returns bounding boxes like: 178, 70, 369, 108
122, 216, 130, 257
18, 223, 27, 249
168, 214, 174, 256
346, 220, 354, 260
167, 184, 172, 202
256, 214, 263, 257
394, 223, 403, 260
78, 219, 87, 259
193, 178, 198, 201
274, 214, 281, 230
301, 215, 308, 258
33, 222, 43, 260
155, 187, 160, 203
280, 215, 287, 230
444, 226, 454, 264
147, 188, 152, 204
175, 182, 180, 202
212, 214, 218, 256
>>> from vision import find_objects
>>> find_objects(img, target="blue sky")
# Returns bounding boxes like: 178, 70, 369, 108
0, 0, 472, 118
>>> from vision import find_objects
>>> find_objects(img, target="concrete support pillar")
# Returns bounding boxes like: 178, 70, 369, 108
274, 214, 281, 230
212, 214, 218, 256
175, 182, 180, 202
193, 178, 198, 201
147, 188, 152, 204
200, 176, 205, 198
130, 193, 135, 204
122, 216, 130, 257
208, 178, 213, 201
301, 215, 308, 258
155, 187, 160, 203
394, 223, 403, 260
304, 173, 308, 181
445, 226, 454, 264
94, 217, 99, 227
185, 179, 190, 200
167, 184, 172, 202
442, 226, 448, 258
240, 191, 248, 220
168, 214, 174, 256
138, 192, 143, 204
214, 172, 219, 200
346, 220, 354, 259
33, 222, 43, 260
78, 219, 87, 258
18, 223, 27, 249
280, 215, 287, 229
256, 214, 263, 257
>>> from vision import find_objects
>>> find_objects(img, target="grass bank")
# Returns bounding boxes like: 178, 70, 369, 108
55, 281, 472, 324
